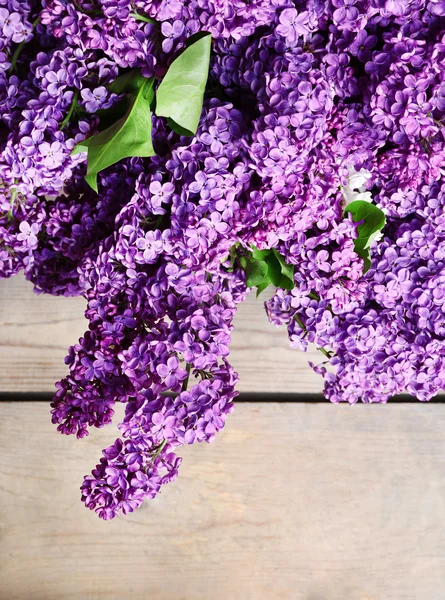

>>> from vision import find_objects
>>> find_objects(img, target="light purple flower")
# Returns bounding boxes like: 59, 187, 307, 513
81, 87, 109, 113
1, 10, 21, 39
17, 221, 39, 249
276, 8, 310, 44
39, 141, 65, 169
151, 413, 177, 439
156, 356, 188, 389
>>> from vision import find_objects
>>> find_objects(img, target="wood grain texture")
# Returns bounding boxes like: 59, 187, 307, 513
1, 401, 445, 600
0, 274, 323, 394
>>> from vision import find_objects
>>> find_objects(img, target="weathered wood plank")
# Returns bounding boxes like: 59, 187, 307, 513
1, 401, 445, 600
0, 274, 323, 394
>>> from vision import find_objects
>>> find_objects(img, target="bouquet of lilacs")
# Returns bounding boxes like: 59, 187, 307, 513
1, 0, 445, 519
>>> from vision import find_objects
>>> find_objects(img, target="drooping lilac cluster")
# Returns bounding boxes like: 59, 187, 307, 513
1, 1, 445, 518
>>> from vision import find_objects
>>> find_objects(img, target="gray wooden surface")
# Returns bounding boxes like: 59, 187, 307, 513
1, 275, 445, 600
1, 402, 445, 600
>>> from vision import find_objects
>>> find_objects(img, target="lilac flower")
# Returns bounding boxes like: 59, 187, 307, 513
20, 130, 44, 157
149, 180, 175, 214
276, 9, 310, 45
156, 356, 188, 389
384, 0, 407, 16
0, 10, 21, 39
151, 412, 177, 439
43, 70, 68, 96
39, 142, 65, 169
81, 87, 109, 113
135, 230, 164, 264
81, 356, 102, 381
200, 213, 230, 238
161, 20, 185, 53
17, 221, 39, 249
349, 31, 377, 62
200, 126, 231, 155
2, 0, 445, 521
332, 0, 360, 26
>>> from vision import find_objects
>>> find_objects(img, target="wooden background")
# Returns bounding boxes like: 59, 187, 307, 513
1, 275, 445, 600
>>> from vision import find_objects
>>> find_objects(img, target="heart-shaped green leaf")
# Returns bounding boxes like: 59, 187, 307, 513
264, 252, 294, 290
245, 258, 269, 288
255, 279, 271, 297
251, 246, 272, 261
155, 33, 212, 136
72, 77, 156, 192
271, 249, 295, 287
345, 200, 386, 273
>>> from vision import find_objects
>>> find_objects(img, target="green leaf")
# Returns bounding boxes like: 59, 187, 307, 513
94, 99, 131, 131
345, 200, 386, 273
72, 139, 91, 154
237, 246, 295, 295
155, 33, 212, 136
251, 246, 272, 261
265, 255, 281, 287
345, 201, 386, 250
245, 258, 269, 288
251, 247, 295, 288
108, 70, 147, 95
167, 118, 197, 137
255, 280, 271, 297
72, 77, 156, 192
264, 253, 294, 290
272, 249, 295, 287
107, 69, 147, 94
239, 255, 247, 270
361, 255, 372, 273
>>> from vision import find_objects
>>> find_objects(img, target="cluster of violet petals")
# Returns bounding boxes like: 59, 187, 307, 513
1, 0, 445, 519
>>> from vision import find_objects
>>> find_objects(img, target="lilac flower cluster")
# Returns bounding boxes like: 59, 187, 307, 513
1, 1, 445, 518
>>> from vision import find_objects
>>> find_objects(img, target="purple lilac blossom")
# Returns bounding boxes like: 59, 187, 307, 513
1, 0, 445, 518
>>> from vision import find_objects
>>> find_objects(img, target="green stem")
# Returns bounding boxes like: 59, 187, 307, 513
294, 315, 334, 360
130, 12, 154, 24
1, 244, 15, 255
308, 291, 320, 301
317, 346, 332, 359
7, 183, 18, 223
294, 314, 305, 330
181, 363, 191, 393
8, 16, 40, 74
152, 439, 167, 461
60, 89, 79, 130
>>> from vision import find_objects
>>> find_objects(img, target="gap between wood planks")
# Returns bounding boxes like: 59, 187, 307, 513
0, 392, 444, 402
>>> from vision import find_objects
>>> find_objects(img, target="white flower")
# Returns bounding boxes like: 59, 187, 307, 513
371, 231, 384, 244
343, 189, 373, 206
342, 166, 373, 208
